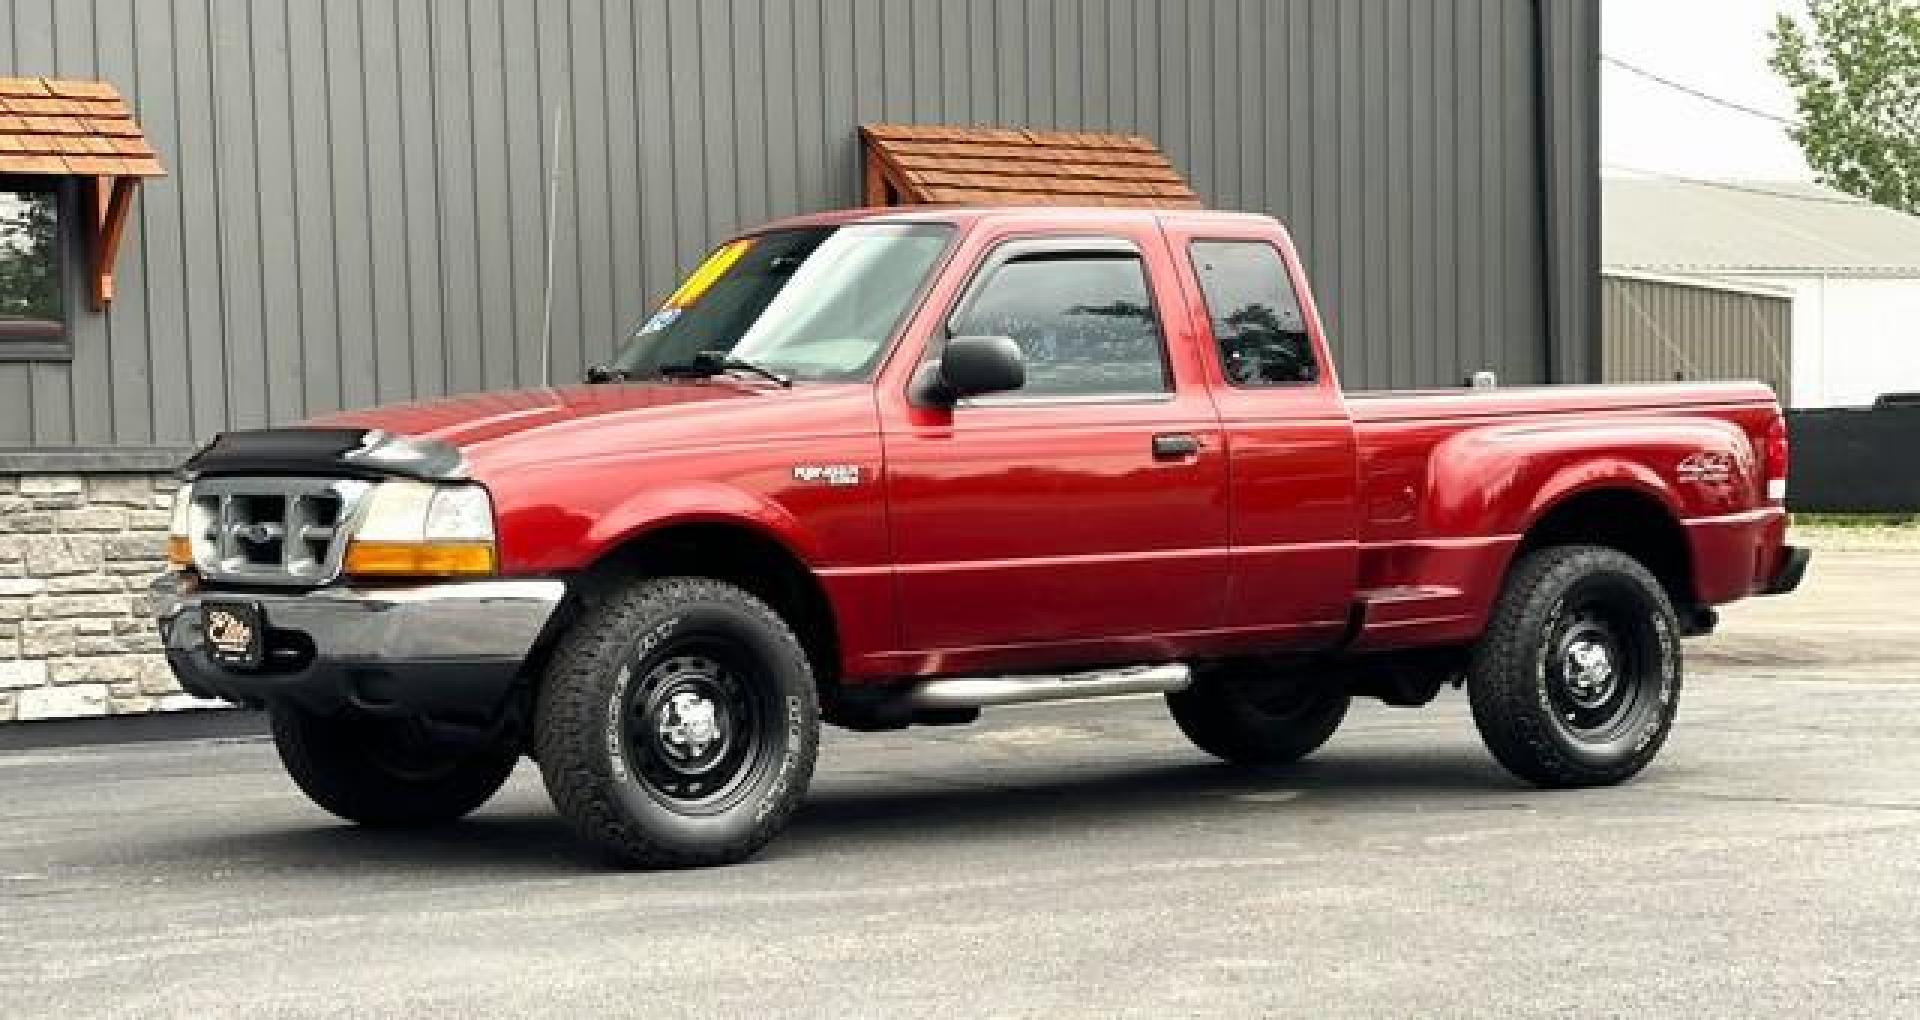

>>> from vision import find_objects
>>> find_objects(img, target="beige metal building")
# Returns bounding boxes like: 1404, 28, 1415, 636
1605, 176, 1920, 408
1601, 269, 1792, 400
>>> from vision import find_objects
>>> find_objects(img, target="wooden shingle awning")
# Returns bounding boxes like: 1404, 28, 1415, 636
860, 124, 1201, 209
0, 77, 165, 310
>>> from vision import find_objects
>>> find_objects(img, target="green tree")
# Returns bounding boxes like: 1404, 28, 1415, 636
1770, 0, 1920, 213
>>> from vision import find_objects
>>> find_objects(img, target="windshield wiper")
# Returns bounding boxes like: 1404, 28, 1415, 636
658, 352, 793, 388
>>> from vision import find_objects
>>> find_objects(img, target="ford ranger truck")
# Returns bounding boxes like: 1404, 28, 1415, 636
153, 207, 1808, 867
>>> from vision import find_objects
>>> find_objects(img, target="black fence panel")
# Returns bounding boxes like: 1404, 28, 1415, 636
1787, 406, 1920, 513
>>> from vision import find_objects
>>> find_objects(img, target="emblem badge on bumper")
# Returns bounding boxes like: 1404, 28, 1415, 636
203, 602, 265, 669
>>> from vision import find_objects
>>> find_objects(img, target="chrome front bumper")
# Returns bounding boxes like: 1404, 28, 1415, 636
153, 574, 566, 718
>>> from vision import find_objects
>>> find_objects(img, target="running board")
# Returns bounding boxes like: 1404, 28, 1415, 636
906, 663, 1192, 711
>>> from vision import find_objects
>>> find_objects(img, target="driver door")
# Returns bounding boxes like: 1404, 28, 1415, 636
879, 232, 1230, 657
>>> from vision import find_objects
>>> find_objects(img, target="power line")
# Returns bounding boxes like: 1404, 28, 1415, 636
1603, 163, 1870, 206
1602, 54, 1800, 127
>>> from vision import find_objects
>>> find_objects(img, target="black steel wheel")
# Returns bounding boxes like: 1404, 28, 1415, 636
1469, 544, 1682, 787
1166, 663, 1350, 766
622, 645, 779, 812
535, 577, 819, 869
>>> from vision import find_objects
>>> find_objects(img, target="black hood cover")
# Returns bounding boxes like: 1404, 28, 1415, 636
179, 428, 466, 481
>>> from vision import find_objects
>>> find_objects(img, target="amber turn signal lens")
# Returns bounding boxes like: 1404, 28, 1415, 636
343, 540, 496, 577
166, 535, 194, 570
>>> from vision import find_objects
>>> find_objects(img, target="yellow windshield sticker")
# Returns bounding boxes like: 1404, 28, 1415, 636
663, 238, 753, 309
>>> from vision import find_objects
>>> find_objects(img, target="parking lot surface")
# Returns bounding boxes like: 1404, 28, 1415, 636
2, 550, 1916, 1018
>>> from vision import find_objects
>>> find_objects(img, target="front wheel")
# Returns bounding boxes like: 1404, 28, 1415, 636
270, 709, 518, 827
1468, 545, 1682, 787
534, 577, 820, 869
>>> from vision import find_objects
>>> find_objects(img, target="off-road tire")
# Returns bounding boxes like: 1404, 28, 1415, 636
534, 577, 820, 869
1167, 664, 1350, 765
270, 708, 518, 827
1469, 544, 1682, 788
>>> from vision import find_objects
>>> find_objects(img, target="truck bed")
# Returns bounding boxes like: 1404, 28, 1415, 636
1341, 380, 1786, 651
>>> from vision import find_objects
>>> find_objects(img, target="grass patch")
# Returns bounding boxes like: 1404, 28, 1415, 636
1792, 513, 1919, 528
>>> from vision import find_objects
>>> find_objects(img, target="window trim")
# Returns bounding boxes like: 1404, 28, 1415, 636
930, 235, 1176, 406
0, 175, 75, 361
1186, 236, 1321, 389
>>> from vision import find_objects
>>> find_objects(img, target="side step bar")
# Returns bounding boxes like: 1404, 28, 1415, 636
906, 663, 1192, 711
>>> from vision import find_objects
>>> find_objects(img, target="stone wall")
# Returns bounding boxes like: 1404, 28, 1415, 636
0, 472, 218, 721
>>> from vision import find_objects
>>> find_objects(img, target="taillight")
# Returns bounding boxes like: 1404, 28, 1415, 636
1762, 413, 1790, 504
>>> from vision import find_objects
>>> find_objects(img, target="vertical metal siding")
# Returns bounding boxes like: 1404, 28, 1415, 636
0, 0, 1598, 454
1601, 275, 1792, 399
1540, 0, 1601, 384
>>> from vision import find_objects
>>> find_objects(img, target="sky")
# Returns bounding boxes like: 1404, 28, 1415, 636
1602, 0, 1814, 182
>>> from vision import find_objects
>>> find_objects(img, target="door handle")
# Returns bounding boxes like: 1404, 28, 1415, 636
1151, 433, 1202, 459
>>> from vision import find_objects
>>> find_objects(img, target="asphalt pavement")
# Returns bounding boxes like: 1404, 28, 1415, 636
2, 550, 1916, 1018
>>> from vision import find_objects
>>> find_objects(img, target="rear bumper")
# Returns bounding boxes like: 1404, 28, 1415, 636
1759, 544, 1811, 596
1682, 507, 1805, 604
153, 574, 565, 719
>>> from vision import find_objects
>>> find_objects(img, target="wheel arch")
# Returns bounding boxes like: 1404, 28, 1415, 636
1514, 485, 1696, 607
545, 518, 844, 695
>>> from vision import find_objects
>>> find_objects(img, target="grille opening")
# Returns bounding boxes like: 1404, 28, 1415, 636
188, 478, 365, 586
299, 495, 341, 568
232, 494, 286, 567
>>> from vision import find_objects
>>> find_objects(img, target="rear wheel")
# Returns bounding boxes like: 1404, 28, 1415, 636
1468, 545, 1682, 787
534, 577, 820, 868
270, 709, 518, 827
1166, 664, 1350, 766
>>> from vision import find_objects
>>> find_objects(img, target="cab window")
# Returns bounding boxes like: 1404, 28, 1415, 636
1189, 240, 1318, 385
948, 252, 1170, 397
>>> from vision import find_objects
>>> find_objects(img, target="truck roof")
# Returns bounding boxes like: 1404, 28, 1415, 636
748, 204, 1282, 234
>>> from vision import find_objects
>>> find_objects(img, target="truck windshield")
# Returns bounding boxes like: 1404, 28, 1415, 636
611, 223, 953, 383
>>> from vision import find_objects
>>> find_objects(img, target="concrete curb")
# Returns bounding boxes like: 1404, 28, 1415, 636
0, 708, 267, 752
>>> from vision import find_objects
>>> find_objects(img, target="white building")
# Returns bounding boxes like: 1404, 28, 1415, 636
1605, 177, 1920, 408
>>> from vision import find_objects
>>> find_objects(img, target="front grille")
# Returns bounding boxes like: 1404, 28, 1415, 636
188, 478, 372, 586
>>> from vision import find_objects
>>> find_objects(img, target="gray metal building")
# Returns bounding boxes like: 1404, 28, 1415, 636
0, 0, 1598, 470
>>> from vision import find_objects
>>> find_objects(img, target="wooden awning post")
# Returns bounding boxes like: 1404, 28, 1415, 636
90, 175, 138, 310
862, 148, 888, 206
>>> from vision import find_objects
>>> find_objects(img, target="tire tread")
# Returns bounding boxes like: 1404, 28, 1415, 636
1167, 667, 1350, 766
271, 710, 517, 827
534, 577, 818, 869
1468, 544, 1680, 788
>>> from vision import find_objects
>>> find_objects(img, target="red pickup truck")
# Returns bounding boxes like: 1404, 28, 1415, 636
154, 206, 1807, 867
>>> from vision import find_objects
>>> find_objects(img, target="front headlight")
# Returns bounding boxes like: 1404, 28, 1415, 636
343, 480, 497, 577
166, 482, 196, 571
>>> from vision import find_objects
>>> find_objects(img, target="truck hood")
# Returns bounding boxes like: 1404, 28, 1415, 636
309, 381, 807, 447
301, 381, 877, 477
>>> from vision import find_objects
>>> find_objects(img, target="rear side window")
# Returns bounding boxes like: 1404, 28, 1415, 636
1189, 241, 1318, 385
949, 253, 1170, 397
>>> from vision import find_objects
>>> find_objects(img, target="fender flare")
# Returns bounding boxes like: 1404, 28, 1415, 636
1420, 417, 1742, 539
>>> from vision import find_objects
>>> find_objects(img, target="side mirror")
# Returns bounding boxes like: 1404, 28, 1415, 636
918, 336, 1026, 406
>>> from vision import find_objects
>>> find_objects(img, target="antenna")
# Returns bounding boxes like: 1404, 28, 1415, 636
539, 101, 567, 387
